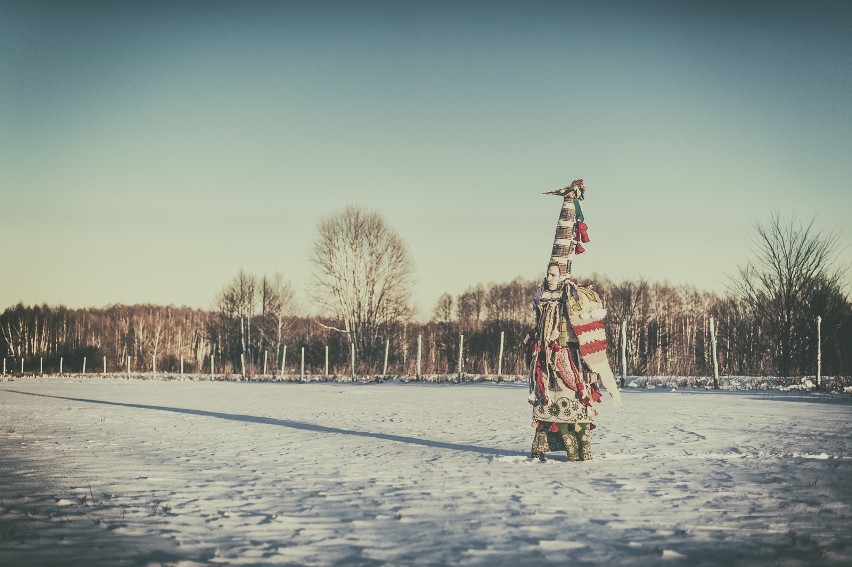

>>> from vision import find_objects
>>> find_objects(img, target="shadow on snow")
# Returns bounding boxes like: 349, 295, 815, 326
2, 389, 525, 458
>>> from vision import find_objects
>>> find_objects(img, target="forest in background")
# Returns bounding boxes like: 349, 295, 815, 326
4, 211, 850, 384
2, 273, 850, 381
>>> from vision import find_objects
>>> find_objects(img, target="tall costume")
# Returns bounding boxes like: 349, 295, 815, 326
526, 179, 622, 461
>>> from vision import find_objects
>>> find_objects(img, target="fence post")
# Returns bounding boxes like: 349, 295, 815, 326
457, 334, 465, 380
351, 343, 356, 378
180, 356, 184, 376
709, 316, 719, 390
416, 335, 422, 378
281, 346, 287, 379
497, 331, 505, 377
127, 355, 130, 376
21, 358, 24, 374
41, 357, 44, 375
620, 320, 628, 387
300, 347, 305, 380
383, 339, 390, 376
82, 356, 87, 375
2, 357, 5, 375
211, 354, 215, 377
103, 356, 107, 375
325, 345, 329, 377
263, 350, 268, 376
60, 357, 63, 375
816, 315, 822, 389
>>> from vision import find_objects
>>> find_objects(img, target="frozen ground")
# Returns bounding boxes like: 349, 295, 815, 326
1, 377, 850, 566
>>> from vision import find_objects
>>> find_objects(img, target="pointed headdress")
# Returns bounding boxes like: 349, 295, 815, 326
543, 178, 588, 280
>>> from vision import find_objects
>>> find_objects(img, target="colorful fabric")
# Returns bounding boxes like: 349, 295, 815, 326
528, 286, 600, 424
566, 284, 622, 408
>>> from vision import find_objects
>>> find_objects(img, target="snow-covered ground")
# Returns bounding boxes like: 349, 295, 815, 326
1, 377, 850, 566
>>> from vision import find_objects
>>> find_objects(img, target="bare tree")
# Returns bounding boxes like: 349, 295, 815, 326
309, 205, 415, 360
433, 293, 455, 324
214, 270, 259, 371
457, 285, 485, 328
730, 212, 845, 377
258, 273, 295, 369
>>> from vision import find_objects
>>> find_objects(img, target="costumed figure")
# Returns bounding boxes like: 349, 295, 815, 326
526, 178, 622, 461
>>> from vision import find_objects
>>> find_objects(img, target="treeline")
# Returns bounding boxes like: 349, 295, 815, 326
2, 276, 850, 379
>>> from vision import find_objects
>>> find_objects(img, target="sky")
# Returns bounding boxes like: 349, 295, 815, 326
2, 0, 851, 320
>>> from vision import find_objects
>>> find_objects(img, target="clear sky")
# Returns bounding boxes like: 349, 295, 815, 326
2, 0, 851, 320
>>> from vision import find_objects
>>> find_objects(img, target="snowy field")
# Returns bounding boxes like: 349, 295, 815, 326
1, 377, 851, 566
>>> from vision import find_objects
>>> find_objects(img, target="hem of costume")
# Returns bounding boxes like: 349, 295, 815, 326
531, 422, 593, 461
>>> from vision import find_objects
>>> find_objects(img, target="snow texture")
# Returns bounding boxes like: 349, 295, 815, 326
1, 377, 851, 566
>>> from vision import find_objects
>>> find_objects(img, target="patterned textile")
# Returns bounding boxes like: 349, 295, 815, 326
528, 287, 599, 424
566, 285, 622, 407
543, 178, 585, 279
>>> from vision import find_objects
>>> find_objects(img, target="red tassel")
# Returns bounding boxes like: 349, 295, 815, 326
589, 423, 597, 431
577, 220, 590, 243
574, 243, 585, 254
590, 385, 602, 403
548, 422, 559, 433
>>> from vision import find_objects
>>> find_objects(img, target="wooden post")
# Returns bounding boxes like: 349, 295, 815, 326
709, 316, 719, 390
620, 320, 628, 387
325, 345, 329, 377
21, 358, 24, 374
263, 350, 268, 376
300, 347, 305, 380
497, 331, 505, 377
351, 343, 356, 378
240, 353, 246, 378
416, 334, 422, 378
457, 334, 465, 380
281, 346, 287, 379
103, 356, 106, 375
126, 355, 130, 376
817, 315, 822, 389
82, 356, 87, 375
383, 339, 390, 376
211, 354, 215, 376
152, 355, 156, 377
180, 356, 184, 376
41, 357, 44, 375
60, 357, 63, 375
2, 357, 5, 375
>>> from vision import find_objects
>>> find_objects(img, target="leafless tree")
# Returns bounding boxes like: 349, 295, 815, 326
730, 212, 845, 377
433, 293, 455, 324
309, 205, 415, 360
457, 285, 485, 328
214, 270, 259, 370
258, 273, 295, 369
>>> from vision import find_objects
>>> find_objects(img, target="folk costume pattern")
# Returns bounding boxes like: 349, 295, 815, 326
528, 179, 622, 462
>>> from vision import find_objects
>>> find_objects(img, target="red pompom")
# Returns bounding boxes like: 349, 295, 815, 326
548, 422, 559, 433
574, 243, 585, 254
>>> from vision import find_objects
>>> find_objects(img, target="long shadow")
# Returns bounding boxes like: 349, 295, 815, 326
2, 389, 525, 458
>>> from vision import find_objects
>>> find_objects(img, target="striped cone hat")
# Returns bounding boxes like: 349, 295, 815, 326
543, 178, 586, 281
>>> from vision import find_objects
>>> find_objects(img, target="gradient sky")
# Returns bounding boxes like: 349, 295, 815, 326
2, 0, 851, 319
